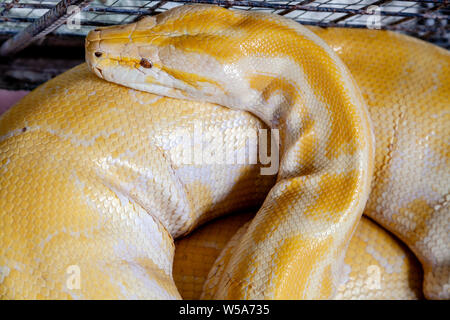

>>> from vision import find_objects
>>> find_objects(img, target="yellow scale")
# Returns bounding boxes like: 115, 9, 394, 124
0, 5, 448, 299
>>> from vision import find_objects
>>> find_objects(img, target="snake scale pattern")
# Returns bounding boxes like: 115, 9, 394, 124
0, 5, 448, 299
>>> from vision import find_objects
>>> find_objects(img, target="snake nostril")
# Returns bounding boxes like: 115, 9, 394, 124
95, 52, 102, 58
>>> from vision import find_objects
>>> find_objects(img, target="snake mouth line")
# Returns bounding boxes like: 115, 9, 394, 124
96, 67, 103, 77
89, 61, 186, 98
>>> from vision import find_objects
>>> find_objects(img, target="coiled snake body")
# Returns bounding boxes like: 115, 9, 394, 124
0, 5, 448, 299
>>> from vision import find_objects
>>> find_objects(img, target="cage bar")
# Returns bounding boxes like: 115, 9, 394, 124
0, 0, 93, 55
0, 0, 448, 55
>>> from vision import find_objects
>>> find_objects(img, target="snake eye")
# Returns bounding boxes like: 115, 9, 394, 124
95, 52, 102, 58
140, 58, 152, 69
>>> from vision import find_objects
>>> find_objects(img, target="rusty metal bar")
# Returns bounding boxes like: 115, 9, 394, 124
0, 0, 93, 56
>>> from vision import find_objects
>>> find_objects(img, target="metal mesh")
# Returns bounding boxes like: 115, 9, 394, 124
0, 0, 448, 49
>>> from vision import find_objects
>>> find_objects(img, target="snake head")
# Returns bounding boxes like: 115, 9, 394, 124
84, 4, 321, 128
85, 5, 272, 116
85, 16, 165, 91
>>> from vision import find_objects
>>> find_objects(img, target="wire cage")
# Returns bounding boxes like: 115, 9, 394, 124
0, 0, 448, 88
0, 0, 449, 50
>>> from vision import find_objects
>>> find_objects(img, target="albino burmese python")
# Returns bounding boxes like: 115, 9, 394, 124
0, 5, 448, 299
